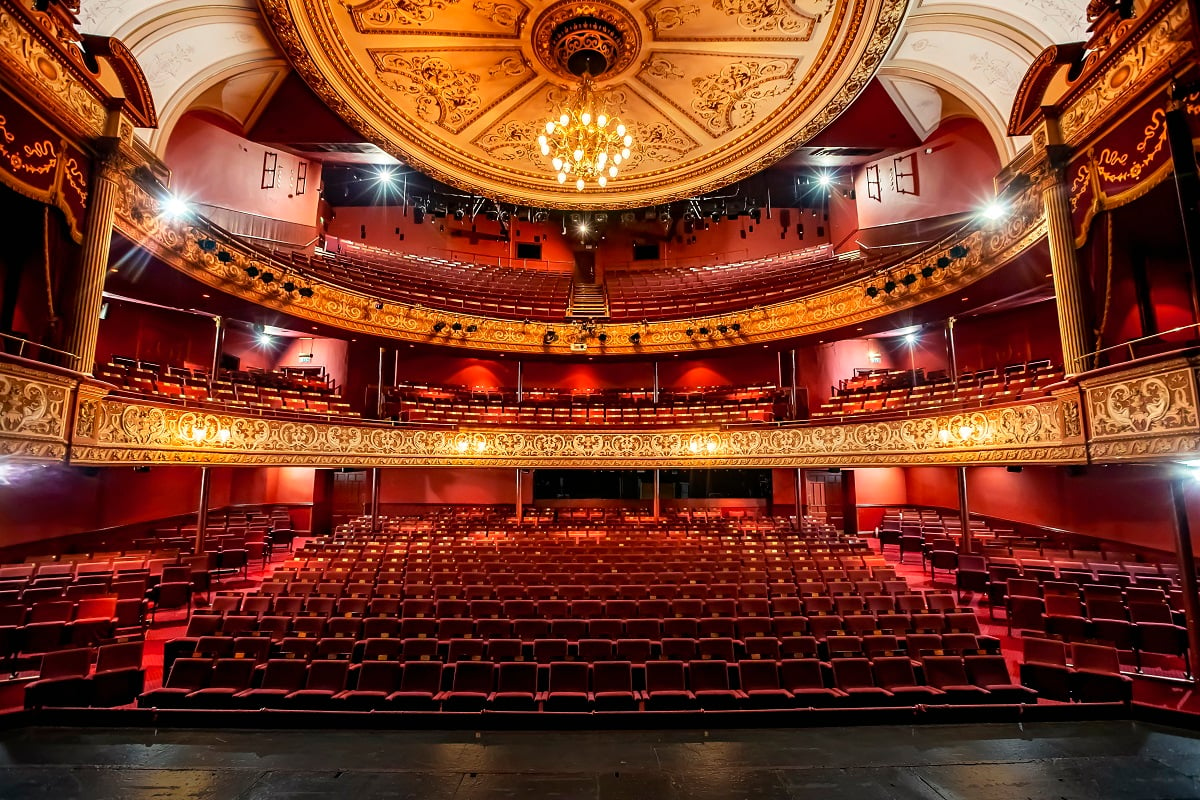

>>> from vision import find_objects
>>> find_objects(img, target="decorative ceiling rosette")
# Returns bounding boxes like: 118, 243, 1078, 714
261, 0, 905, 207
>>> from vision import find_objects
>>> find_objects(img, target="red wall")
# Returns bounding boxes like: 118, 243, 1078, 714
379, 468, 522, 505
0, 466, 316, 549
952, 301, 1062, 373
903, 464, 1200, 553
95, 300, 216, 369
164, 112, 322, 227
853, 117, 1001, 230
326, 208, 576, 268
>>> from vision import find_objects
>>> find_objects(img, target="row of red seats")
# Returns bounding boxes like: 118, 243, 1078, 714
139, 654, 1034, 712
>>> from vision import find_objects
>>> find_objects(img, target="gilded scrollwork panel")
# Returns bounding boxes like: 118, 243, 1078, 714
69, 391, 1086, 468
1081, 361, 1200, 463
0, 362, 75, 461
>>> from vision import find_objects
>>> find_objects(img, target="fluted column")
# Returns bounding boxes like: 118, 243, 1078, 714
1037, 130, 1091, 376
63, 146, 122, 374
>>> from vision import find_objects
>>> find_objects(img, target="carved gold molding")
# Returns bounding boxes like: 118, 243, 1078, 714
0, 359, 76, 461
112, 168, 1048, 355
1082, 355, 1200, 462
1057, 0, 1193, 148
0, 0, 108, 142
66, 387, 1086, 468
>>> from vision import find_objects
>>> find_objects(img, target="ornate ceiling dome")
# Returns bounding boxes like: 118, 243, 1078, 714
262, 0, 905, 208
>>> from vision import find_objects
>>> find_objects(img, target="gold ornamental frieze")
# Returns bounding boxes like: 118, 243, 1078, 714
1082, 356, 1200, 462
0, 358, 76, 461
68, 388, 1086, 468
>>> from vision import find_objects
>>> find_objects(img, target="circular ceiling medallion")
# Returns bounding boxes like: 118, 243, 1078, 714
531, 0, 641, 79
262, 0, 906, 209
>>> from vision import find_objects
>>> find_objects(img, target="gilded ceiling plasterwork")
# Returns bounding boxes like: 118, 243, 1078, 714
259, 0, 906, 208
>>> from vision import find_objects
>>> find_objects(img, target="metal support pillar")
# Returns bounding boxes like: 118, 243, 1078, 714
653, 469, 661, 520
515, 469, 524, 524
957, 466, 973, 554
369, 468, 381, 531
376, 347, 385, 418
790, 349, 798, 418
946, 316, 959, 388
209, 316, 223, 390
1169, 476, 1200, 681
653, 362, 659, 403
195, 466, 211, 554
517, 361, 523, 403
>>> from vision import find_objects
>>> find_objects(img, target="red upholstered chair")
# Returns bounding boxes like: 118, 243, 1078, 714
185, 658, 258, 708
592, 660, 639, 711
830, 657, 893, 706
24, 648, 92, 709
1069, 642, 1133, 703
779, 658, 843, 708
234, 658, 307, 708
872, 656, 945, 704
88, 640, 145, 707
921, 656, 992, 704
336, 660, 400, 710
489, 661, 539, 711
540, 661, 592, 712
441, 660, 495, 711
736, 660, 794, 709
643, 660, 693, 711
964, 655, 1038, 704
387, 661, 445, 710
139, 657, 211, 708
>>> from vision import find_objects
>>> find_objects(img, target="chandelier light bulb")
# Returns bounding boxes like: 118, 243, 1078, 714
539, 77, 633, 191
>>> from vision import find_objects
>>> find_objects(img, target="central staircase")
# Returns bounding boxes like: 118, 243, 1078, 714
568, 282, 609, 318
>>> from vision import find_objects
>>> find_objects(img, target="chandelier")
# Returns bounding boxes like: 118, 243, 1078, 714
539, 76, 633, 191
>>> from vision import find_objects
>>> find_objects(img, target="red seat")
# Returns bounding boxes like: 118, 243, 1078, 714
490, 661, 538, 710
593, 661, 639, 711
540, 661, 592, 712
441, 661, 495, 711
688, 660, 743, 710
736, 659, 794, 709
643, 660, 693, 711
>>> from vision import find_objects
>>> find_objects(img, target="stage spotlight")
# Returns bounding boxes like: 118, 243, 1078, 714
198, 238, 217, 251
698, 327, 710, 335
376, 168, 395, 184
629, 332, 641, 344
936, 257, 951, 269
432, 321, 446, 332
949, 245, 970, 259
465, 324, 478, 333
866, 286, 879, 298
686, 328, 695, 337
816, 172, 833, 188
982, 201, 1008, 220
730, 323, 740, 332
260, 272, 274, 284
298, 287, 315, 298
283, 281, 296, 293
374, 300, 384, 310
883, 280, 896, 294
904, 333, 918, 345
902, 273, 917, 285
451, 322, 463, 332
160, 194, 190, 219
257, 332, 274, 346
543, 330, 557, 344
920, 266, 935, 278
597, 333, 607, 343
216, 251, 232, 263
